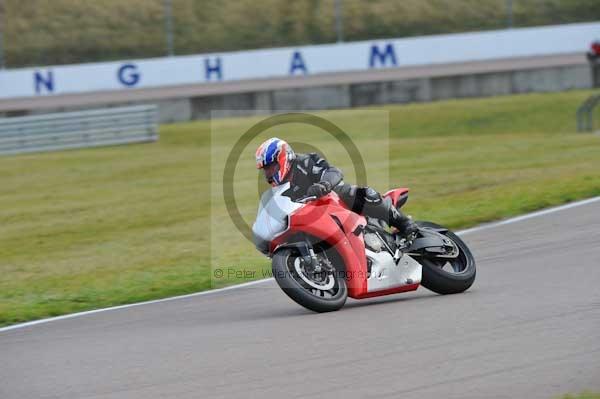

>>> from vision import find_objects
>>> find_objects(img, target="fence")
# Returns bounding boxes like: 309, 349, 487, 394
0, 105, 158, 155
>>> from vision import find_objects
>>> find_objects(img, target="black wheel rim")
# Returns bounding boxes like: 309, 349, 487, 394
426, 236, 470, 275
285, 254, 342, 299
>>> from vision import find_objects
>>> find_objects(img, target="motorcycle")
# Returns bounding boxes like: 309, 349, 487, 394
252, 182, 476, 312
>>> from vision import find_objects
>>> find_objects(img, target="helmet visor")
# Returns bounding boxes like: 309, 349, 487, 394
263, 162, 280, 184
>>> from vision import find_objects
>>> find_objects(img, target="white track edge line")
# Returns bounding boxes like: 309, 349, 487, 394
2, 195, 599, 333
457, 196, 600, 235
0, 278, 275, 333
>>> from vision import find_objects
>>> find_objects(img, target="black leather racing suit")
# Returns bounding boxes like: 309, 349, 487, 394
284, 153, 416, 235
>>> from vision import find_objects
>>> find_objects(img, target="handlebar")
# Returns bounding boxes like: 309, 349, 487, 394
296, 195, 318, 204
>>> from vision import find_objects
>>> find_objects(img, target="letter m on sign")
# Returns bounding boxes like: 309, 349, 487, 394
369, 43, 397, 68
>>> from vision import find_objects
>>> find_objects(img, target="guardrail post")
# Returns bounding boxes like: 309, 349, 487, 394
0, 1, 5, 69
577, 94, 600, 133
506, 0, 513, 29
164, 0, 175, 56
335, 0, 344, 43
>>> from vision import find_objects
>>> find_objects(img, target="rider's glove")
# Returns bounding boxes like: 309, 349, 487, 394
307, 181, 332, 198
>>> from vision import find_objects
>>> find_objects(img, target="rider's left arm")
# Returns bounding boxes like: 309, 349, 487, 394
311, 154, 343, 190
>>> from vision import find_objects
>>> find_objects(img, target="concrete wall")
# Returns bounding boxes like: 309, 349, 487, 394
4, 23, 598, 100
151, 63, 591, 123
1, 60, 594, 123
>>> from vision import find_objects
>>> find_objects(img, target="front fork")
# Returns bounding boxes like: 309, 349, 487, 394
275, 239, 332, 273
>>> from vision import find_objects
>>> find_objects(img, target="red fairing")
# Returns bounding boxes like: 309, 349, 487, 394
352, 283, 420, 299
383, 188, 409, 207
271, 192, 370, 298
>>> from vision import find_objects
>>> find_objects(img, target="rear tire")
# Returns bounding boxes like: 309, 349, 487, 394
415, 221, 476, 295
272, 248, 347, 312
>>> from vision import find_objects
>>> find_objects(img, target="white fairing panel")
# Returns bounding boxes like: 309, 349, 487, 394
366, 249, 422, 292
252, 183, 303, 253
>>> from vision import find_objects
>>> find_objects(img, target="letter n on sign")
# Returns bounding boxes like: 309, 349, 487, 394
34, 70, 54, 94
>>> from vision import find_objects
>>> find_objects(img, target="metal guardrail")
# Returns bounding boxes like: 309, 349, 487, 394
0, 105, 158, 155
577, 94, 600, 132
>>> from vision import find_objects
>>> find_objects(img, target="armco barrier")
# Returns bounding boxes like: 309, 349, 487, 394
0, 105, 158, 155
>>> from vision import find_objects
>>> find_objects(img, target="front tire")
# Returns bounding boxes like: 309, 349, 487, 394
415, 221, 476, 295
272, 248, 347, 312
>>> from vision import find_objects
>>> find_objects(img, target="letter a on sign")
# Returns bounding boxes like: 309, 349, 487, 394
290, 51, 308, 75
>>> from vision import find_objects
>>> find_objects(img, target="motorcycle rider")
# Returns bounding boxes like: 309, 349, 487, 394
255, 137, 418, 238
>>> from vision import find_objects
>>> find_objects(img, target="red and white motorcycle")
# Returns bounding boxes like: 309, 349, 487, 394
253, 182, 476, 312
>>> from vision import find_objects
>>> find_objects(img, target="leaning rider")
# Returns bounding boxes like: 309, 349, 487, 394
255, 137, 418, 238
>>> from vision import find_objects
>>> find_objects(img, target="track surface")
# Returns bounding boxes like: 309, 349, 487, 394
2, 201, 600, 399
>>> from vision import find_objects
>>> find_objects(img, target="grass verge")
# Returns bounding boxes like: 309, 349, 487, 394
1, 89, 600, 326
560, 393, 600, 399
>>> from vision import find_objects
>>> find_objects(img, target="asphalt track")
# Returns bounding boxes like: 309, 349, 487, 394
2, 199, 600, 399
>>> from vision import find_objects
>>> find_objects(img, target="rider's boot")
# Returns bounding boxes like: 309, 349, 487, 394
361, 188, 419, 238
388, 206, 419, 238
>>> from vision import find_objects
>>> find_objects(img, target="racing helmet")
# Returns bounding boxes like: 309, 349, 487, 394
255, 137, 295, 186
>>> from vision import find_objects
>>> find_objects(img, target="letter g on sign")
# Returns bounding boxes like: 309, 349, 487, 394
118, 64, 141, 87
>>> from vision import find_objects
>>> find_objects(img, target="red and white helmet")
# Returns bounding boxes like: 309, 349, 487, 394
255, 137, 295, 186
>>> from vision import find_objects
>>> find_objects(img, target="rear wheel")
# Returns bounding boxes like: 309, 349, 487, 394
415, 221, 476, 295
272, 247, 347, 312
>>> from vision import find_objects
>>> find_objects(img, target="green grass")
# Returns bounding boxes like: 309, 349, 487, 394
560, 393, 600, 399
1, 89, 600, 327
3, 0, 600, 67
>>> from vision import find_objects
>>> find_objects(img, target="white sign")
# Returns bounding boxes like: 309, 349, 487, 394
0, 22, 598, 100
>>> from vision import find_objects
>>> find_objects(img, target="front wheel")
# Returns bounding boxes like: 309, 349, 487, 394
272, 248, 347, 312
415, 221, 476, 295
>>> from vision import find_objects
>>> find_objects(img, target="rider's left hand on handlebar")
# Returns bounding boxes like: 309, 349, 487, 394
307, 182, 331, 198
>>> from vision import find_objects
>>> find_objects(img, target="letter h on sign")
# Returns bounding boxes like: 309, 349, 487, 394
205, 57, 222, 81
